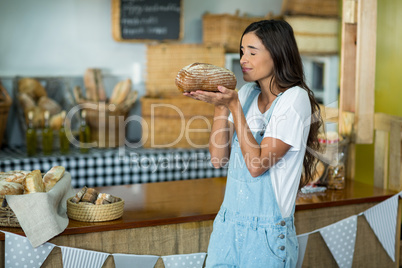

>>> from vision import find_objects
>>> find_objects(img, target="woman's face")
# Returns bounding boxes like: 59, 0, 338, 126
240, 32, 274, 85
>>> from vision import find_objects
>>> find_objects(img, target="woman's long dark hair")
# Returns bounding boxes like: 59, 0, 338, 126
240, 20, 322, 189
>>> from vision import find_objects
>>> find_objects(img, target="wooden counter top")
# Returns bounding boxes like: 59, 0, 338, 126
0, 177, 397, 240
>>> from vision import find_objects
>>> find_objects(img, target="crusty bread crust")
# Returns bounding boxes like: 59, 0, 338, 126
0, 181, 24, 195
23, 170, 45, 194
175, 63, 237, 93
43, 166, 65, 192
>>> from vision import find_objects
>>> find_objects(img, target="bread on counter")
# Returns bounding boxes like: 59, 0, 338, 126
0, 181, 24, 195
23, 170, 46, 194
43, 166, 65, 192
0, 170, 30, 184
71, 187, 121, 205
81, 188, 99, 203
175, 63, 237, 93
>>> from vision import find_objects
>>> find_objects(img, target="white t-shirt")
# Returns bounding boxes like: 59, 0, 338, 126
228, 83, 311, 218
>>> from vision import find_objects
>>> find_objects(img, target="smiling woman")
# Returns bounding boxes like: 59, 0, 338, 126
183, 19, 323, 268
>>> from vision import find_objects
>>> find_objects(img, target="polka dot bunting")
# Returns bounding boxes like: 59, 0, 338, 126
319, 215, 357, 268
4, 231, 55, 268
162, 253, 207, 268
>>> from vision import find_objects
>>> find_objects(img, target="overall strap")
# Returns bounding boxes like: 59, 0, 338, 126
232, 88, 260, 141
242, 88, 261, 116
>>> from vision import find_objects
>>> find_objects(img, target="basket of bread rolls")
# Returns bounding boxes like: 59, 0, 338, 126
67, 187, 124, 222
73, 68, 138, 147
0, 166, 66, 227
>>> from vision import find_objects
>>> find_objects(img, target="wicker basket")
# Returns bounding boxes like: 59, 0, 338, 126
141, 96, 215, 148
146, 44, 225, 98
82, 102, 129, 148
0, 197, 20, 227
202, 12, 271, 53
284, 15, 339, 54
281, 0, 339, 17
0, 81, 12, 147
67, 197, 124, 222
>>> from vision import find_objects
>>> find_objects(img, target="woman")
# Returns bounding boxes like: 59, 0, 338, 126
184, 20, 321, 268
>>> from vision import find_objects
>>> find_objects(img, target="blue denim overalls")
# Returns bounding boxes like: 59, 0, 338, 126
206, 87, 298, 268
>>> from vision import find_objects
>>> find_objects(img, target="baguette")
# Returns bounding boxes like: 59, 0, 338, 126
175, 63, 237, 93
23, 170, 45, 194
109, 79, 132, 105
43, 166, 65, 192
0, 181, 24, 195
0, 170, 29, 184
84, 68, 106, 102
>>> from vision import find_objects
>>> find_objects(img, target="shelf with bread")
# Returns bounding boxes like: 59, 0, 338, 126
14, 77, 80, 154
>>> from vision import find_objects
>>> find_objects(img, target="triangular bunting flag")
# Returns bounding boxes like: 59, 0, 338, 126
60, 246, 110, 268
319, 215, 357, 268
3, 231, 55, 268
296, 233, 309, 268
162, 252, 207, 268
112, 253, 159, 268
364, 194, 399, 262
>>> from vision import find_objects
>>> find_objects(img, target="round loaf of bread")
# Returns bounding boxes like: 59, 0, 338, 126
175, 63, 237, 93
0, 181, 24, 195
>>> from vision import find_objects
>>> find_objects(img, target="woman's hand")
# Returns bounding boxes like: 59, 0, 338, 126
183, 86, 238, 110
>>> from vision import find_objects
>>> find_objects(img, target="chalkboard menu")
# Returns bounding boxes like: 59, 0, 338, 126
112, 0, 183, 42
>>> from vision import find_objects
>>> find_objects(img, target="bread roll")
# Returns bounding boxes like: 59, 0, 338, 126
71, 187, 87, 203
50, 111, 64, 130
175, 63, 237, 93
38, 96, 62, 116
18, 78, 47, 101
18, 93, 36, 112
23, 170, 45, 194
109, 79, 132, 105
0, 181, 24, 195
96, 193, 119, 204
81, 188, 98, 203
43, 166, 65, 192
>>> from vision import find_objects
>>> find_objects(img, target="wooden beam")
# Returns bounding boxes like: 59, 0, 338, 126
374, 130, 389, 189
389, 120, 402, 191
343, 0, 358, 24
354, 0, 377, 144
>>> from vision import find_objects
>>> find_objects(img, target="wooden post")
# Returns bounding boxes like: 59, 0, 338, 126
340, 0, 376, 144
389, 120, 402, 191
354, 0, 377, 144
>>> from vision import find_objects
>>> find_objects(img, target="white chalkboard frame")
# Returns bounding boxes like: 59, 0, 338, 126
112, 0, 183, 42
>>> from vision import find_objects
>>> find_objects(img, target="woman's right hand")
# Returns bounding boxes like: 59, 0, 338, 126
183, 86, 238, 111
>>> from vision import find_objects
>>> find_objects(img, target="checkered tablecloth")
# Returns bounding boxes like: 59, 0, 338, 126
0, 147, 228, 188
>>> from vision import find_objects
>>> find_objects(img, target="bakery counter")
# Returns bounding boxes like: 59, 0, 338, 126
0, 178, 400, 268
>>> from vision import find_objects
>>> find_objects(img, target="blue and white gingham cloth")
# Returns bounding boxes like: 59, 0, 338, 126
0, 147, 227, 188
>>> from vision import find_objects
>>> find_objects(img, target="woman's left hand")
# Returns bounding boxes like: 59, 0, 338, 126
183, 86, 238, 109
